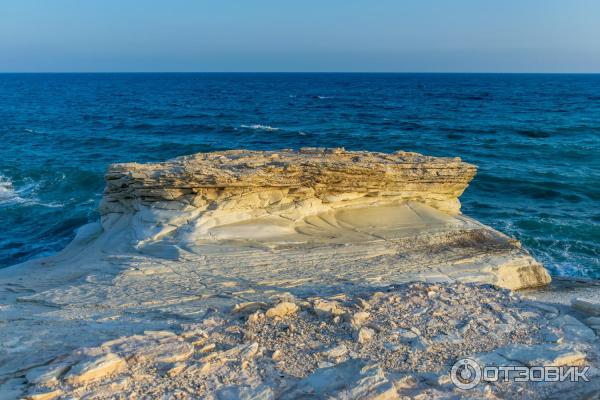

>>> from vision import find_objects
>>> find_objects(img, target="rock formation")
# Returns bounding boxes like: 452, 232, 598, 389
101, 148, 476, 216
3, 148, 592, 400
93, 148, 549, 290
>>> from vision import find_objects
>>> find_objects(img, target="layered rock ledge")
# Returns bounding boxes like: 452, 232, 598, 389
92, 148, 548, 291
3, 148, 593, 400
101, 148, 476, 216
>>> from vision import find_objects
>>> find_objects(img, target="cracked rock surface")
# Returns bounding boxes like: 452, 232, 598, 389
17, 283, 600, 399
0, 148, 587, 399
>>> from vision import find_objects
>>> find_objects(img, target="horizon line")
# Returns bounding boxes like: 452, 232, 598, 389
1, 71, 600, 75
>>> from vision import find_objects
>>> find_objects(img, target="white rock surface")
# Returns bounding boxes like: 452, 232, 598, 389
65, 353, 126, 385
1, 148, 587, 399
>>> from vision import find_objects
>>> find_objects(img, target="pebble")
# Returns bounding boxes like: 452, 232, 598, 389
25, 390, 63, 400
199, 343, 216, 353
323, 344, 348, 359
313, 300, 346, 317
265, 301, 299, 318
357, 327, 375, 344
350, 311, 371, 328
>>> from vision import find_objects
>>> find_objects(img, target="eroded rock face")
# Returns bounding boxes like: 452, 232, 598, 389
101, 147, 476, 217
0, 148, 558, 398
92, 148, 550, 291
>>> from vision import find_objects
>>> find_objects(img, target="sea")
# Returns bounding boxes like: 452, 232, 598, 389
0, 73, 598, 278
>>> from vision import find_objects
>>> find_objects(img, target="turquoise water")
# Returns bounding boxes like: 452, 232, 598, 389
0, 73, 598, 277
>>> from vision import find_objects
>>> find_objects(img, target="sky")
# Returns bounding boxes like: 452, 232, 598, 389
1, 0, 599, 73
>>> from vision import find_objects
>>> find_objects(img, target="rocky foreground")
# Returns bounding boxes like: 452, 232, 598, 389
0, 149, 598, 399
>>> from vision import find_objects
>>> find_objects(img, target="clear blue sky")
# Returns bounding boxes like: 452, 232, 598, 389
1, 0, 599, 72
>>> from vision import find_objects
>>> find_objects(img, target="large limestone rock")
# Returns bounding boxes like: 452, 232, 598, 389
101, 148, 476, 216
93, 148, 549, 291
0, 148, 554, 397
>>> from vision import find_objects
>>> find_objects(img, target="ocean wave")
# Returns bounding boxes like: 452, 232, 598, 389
0, 175, 30, 206
240, 124, 280, 131
0, 175, 19, 204
0, 174, 63, 208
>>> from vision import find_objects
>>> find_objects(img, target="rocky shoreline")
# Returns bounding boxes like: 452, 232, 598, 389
0, 149, 598, 399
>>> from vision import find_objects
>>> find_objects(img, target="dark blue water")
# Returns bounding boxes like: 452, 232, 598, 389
0, 73, 599, 277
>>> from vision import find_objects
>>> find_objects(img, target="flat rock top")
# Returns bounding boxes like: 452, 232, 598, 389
105, 148, 476, 188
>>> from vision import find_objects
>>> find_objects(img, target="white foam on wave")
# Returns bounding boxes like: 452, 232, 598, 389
0, 174, 63, 208
0, 175, 24, 205
240, 124, 280, 131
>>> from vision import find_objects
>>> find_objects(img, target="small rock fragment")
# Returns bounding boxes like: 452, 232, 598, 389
313, 300, 346, 317
136, 341, 194, 364
323, 344, 348, 359
318, 361, 336, 368
409, 327, 421, 336
25, 389, 63, 400
393, 374, 419, 390
357, 327, 375, 344
265, 302, 299, 318
247, 311, 264, 324
65, 353, 127, 385
498, 344, 586, 367
356, 298, 371, 310
166, 363, 187, 377
199, 343, 216, 353
233, 301, 268, 314
395, 328, 418, 341
350, 311, 371, 328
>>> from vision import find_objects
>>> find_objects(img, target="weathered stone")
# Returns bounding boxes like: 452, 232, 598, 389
283, 360, 396, 400
65, 353, 127, 385
392, 374, 419, 390
323, 344, 348, 359
498, 344, 586, 367
233, 301, 269, 314
552, 314, 597, 341
202, 342, 259, 364
313, 300, 346, 317
26, 362, 71, 385
165, 362, 187, 377
25, 389, 63, 400
357, 327, 376, 344
572, 298, 600, 316
265, 302, 299, 318
102, 149, 477, 216
356, 298, 371, 310
395, 328, 418, 341
350, 311, 371, 328
199, 343, 216, 353
135, 340, 194, 364
247, 311, 264, 324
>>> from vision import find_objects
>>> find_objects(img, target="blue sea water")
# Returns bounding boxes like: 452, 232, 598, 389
0, 73, 599, 278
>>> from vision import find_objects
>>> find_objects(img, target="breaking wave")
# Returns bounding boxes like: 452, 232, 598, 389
0, 175, 25, 205
0, 174, 63, 208
240, 124, 280, 131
